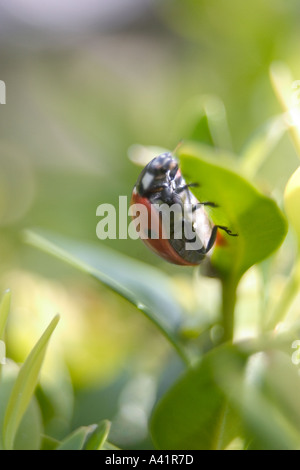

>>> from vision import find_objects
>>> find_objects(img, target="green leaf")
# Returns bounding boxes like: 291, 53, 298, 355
151, 344, 246, 450
0, 360, 42, 450
3, 315, 60, 450
177, 142, 287, 281
56, 425, 95, 450
151, 343, 300, 450
84, 420, 111, 450
24, 230, 189, 364
0, 289, 11, 340
13, 399, 42, 450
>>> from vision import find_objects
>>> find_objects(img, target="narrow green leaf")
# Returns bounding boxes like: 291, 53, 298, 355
0, 289, 11, 340
177, 142, 287, 281
0, 360, 42, 450
13, 399, 42, 450
84, 420, 111, 450
56, 426, 95, 450
3, 315, 60, 450
24, 230, 189, 365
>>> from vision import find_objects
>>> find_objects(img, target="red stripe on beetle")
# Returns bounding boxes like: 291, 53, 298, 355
130, 192, 197, 266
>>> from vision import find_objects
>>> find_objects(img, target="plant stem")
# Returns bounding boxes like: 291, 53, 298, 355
221, 276, 238, 343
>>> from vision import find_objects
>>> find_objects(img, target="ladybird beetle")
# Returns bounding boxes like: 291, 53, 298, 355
130, 152, 237, 266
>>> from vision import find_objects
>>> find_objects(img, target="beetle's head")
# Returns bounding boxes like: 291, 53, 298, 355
135, 153, 179, 196
148, 153, 178, 178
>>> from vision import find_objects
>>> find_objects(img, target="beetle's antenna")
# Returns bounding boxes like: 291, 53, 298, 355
173, 140, 184, 156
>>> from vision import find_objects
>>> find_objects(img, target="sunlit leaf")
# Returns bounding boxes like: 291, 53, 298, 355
3, 315, 59, 450
177, 142, 287, 281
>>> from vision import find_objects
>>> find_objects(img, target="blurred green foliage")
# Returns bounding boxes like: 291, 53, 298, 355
1, 0, 300, 450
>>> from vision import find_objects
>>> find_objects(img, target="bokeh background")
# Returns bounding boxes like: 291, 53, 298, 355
1, 0, 300, 449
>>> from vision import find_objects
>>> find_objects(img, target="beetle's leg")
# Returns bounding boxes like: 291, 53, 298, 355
192, 201, 219, 212
176, 182, 219, 206
203, 225, 219, 253
203, 225, 238, 254
201, 201, 219, 207
217, 225, 238, 237
175, 182, 199, 194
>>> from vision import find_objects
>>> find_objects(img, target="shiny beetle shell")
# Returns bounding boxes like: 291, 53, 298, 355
130, 153, 218, 266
